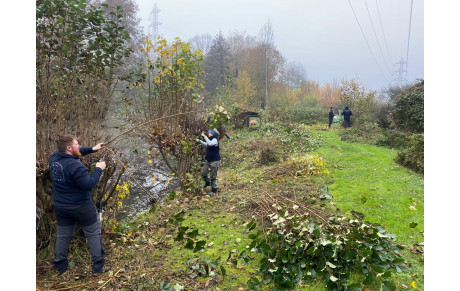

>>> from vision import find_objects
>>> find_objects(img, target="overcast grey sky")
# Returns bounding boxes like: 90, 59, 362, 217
134, 0, 424, 92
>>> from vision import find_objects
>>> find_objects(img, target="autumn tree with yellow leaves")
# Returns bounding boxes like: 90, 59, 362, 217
132, 37, 209, 194
234, 70, 257, 110
340, 78, 379, 124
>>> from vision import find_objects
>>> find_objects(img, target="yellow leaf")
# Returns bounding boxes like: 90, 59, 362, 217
411, 281, 417, 289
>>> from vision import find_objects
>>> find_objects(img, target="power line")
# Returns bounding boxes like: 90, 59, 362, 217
406, 0, 414, 75
346, 0, 389, 84
364, 0, 392, 76
375, 0, 393, 65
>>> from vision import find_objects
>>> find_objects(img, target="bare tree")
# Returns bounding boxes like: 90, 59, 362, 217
259, 19, 274, 108
227, 30, 257, 78
189, 33, 213, 55
283, 61, 306, 91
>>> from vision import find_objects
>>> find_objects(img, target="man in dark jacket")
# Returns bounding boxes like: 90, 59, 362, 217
342, 106, 353, 128
196, 129, 221, 195
328, 107, 334, 128
49, 135, 107, 275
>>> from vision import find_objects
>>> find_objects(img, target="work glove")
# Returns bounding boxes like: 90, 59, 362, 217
201, 133, 206, 137
195, 138, 201, 144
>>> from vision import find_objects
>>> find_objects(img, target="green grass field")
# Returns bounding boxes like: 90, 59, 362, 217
309, 128, 424, 290
310, 129, 424, 245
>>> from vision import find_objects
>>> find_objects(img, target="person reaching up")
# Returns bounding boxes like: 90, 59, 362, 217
196, 129, 221, 195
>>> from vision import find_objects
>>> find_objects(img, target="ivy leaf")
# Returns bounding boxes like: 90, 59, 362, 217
175, 231, 184, 241
247, 220, 257, 231
249, 231, 261, 239
187, 229, 199, 238
380, 280, 396, 291
326, 261, 337, 269
329, 275, 338, 282
259, 258, 269, 273
220, 265, 226, 276
184, 239, 194, 250
381, 271, 392, 279
247, 276, 260, 290
409, 222, 418, 228
363, 272, 375, 285
231, 259, 238, 267
174, 211, 185, 223
371, 264, 384, 274
193, 240, 206, 252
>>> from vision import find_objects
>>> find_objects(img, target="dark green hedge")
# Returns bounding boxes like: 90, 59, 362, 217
395, 133, 424, 173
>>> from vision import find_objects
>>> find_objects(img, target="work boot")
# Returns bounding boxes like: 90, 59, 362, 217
92, 265, 111, 277
209, 188, 218, 195
202, 176, 211, 188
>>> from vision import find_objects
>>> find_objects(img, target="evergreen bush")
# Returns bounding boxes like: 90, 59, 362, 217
395, 134, 424, 173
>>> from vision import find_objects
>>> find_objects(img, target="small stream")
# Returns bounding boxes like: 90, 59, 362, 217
115, 163, 180, 220
101, 100, 182, 221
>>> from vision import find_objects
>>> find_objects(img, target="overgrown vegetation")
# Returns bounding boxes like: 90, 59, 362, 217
36, 0, 134, 252
35, 2, 424, 290
36, 120, 424, 290
245, 210, 405, 290
389, 80, 424, 173
395, 134, 424, 173
390, 80, 424, 134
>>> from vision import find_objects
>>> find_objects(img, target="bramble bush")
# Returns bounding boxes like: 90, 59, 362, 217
340, 122, 384, 145
376, 130, 410, 149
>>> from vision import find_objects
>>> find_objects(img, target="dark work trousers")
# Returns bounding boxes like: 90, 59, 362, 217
201, 160, 221, 189
344, 118, 351, 128
328, 118, 333, 128
53, 203, 104, 273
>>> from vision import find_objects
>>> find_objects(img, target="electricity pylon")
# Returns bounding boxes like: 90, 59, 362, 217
392, 57, 407, 88
148, 3, 161, 46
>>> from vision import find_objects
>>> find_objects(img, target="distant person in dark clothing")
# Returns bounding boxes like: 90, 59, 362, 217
49, 135, 108, 275
342, 106, 353, 128
328, 107, 334, 128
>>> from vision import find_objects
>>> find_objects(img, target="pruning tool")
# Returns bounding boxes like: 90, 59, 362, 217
98, 201, 103, 222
